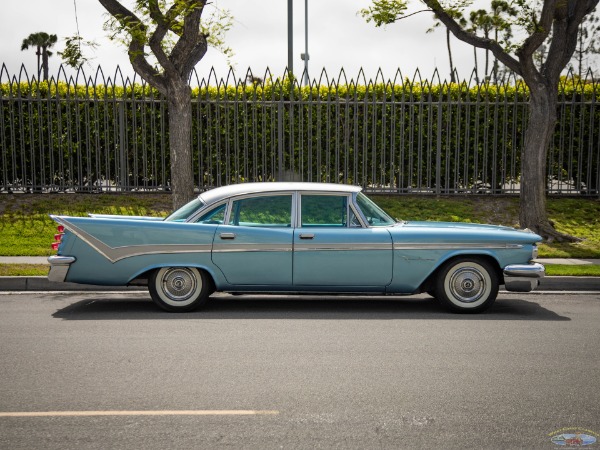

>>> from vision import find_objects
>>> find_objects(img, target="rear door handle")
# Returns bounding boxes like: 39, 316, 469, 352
219, 233, 236, 240
299, 233, 314, 240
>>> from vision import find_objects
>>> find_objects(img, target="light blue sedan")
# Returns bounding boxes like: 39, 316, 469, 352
48, 182, 544, 313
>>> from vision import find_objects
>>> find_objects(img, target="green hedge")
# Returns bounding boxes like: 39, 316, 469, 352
1, 74, 599, 193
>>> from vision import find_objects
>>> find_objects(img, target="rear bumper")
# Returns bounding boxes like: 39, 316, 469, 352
47, 255, 76, 282
503, 262, 546, 292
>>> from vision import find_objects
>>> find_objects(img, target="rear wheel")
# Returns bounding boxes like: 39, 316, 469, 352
149, 267, 212, 312
434, 258, 498, 313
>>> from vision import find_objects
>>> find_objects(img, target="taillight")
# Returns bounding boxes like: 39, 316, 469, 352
51, 225, 64, 252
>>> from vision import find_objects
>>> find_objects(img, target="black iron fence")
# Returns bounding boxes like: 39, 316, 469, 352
1, 64, 599, 195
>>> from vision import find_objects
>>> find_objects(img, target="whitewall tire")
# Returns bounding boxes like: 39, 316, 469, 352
149, 267, 212, 312
434, 258, 499, 313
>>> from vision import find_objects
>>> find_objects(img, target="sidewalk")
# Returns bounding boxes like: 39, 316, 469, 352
0, 257, 599, 292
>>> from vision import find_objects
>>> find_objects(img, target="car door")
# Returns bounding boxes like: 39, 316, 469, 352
212, 193, 294, 285
293, 193, 393, 287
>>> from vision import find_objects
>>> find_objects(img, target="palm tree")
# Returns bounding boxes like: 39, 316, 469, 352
21, 32, 58, 81
469, 10, 493, 81
427, 10, 467, 83
572, 10, 600, 78
490, 0, 517, 82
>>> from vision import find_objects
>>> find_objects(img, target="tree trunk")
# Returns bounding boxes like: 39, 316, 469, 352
42, 48, 49, 81
36, 47, 41, 80
167, 81, 195, 210
519, 82, 577, 242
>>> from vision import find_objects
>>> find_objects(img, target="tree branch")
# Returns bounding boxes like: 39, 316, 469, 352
399, 9, 434, 20
98, 0, 168, 93
421, 0, 522, 76
544, 0, 599, 82
170, 0, 207, 78
517, 0, 557, 59
147, 0, 178, 77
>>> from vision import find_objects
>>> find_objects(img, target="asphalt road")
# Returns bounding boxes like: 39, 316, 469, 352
1, 292, 599, 450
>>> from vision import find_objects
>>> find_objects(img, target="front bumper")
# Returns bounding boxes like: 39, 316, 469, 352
47, 255, 76, 282
503, 262, 545, 292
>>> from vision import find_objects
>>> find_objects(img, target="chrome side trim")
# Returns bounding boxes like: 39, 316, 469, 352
47, 255, 76, 282
51, 216, 212, 263
503, 262, 545, 292
108, 245, 212, 261
213, 244, 293, 253
295, 243, 391, 251
393, 243, 524, 250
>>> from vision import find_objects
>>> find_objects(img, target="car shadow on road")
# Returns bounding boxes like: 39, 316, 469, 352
52, 294, 570, 321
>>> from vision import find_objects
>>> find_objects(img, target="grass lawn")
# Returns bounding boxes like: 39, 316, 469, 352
543, 264, 600, 276
1, 192, 599, 261
0, 264, 49, 276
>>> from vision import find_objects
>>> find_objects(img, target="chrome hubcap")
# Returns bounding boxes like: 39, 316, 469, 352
449, 267, 485, 303
161, 268, 198, 302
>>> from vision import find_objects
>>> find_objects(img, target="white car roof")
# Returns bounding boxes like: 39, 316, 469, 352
198, 182, 362, 205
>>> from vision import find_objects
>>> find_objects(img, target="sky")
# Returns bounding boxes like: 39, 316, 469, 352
2, 0, 496, 86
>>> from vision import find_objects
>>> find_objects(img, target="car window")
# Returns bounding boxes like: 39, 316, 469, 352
193, 203, 226, 224
301, 195, 348, 227
230, 195, 292, 227
165, 197, 205, 222
348, 207, 362, 227
355, 192, 396, 227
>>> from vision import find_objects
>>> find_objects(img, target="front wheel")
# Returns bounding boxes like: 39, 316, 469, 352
149, 267, 212, 312
434, 258, 499, 313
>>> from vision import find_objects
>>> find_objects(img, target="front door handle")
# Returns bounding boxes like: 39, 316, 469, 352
220, 233, 236, 240
299, 233, 315, 240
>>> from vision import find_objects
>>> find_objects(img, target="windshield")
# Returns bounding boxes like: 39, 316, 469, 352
355, 192, 397, 227
165, 197, 206, 222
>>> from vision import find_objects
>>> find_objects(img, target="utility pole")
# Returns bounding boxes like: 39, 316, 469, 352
287, 0, 293, 76
301, 0, 309, 86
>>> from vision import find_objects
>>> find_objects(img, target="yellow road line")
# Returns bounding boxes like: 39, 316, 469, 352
0, 410, 279, 417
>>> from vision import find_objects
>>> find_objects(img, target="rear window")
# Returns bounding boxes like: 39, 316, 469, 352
165, 198, 206, 222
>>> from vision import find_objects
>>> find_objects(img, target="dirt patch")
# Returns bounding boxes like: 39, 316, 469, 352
475, 197, 520, 226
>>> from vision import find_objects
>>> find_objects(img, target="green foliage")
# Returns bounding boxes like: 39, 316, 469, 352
20, 32, 58, 54
359, 0, 408, 27
103, 0, 234, 68
1, 76, 598, 192
58, 35, 99, 68
20, 32, 58, 80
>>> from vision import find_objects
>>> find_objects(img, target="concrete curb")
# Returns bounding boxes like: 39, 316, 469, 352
0, 277, 144, 292
538, 276, 600, 291
0, 276, 598, 292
